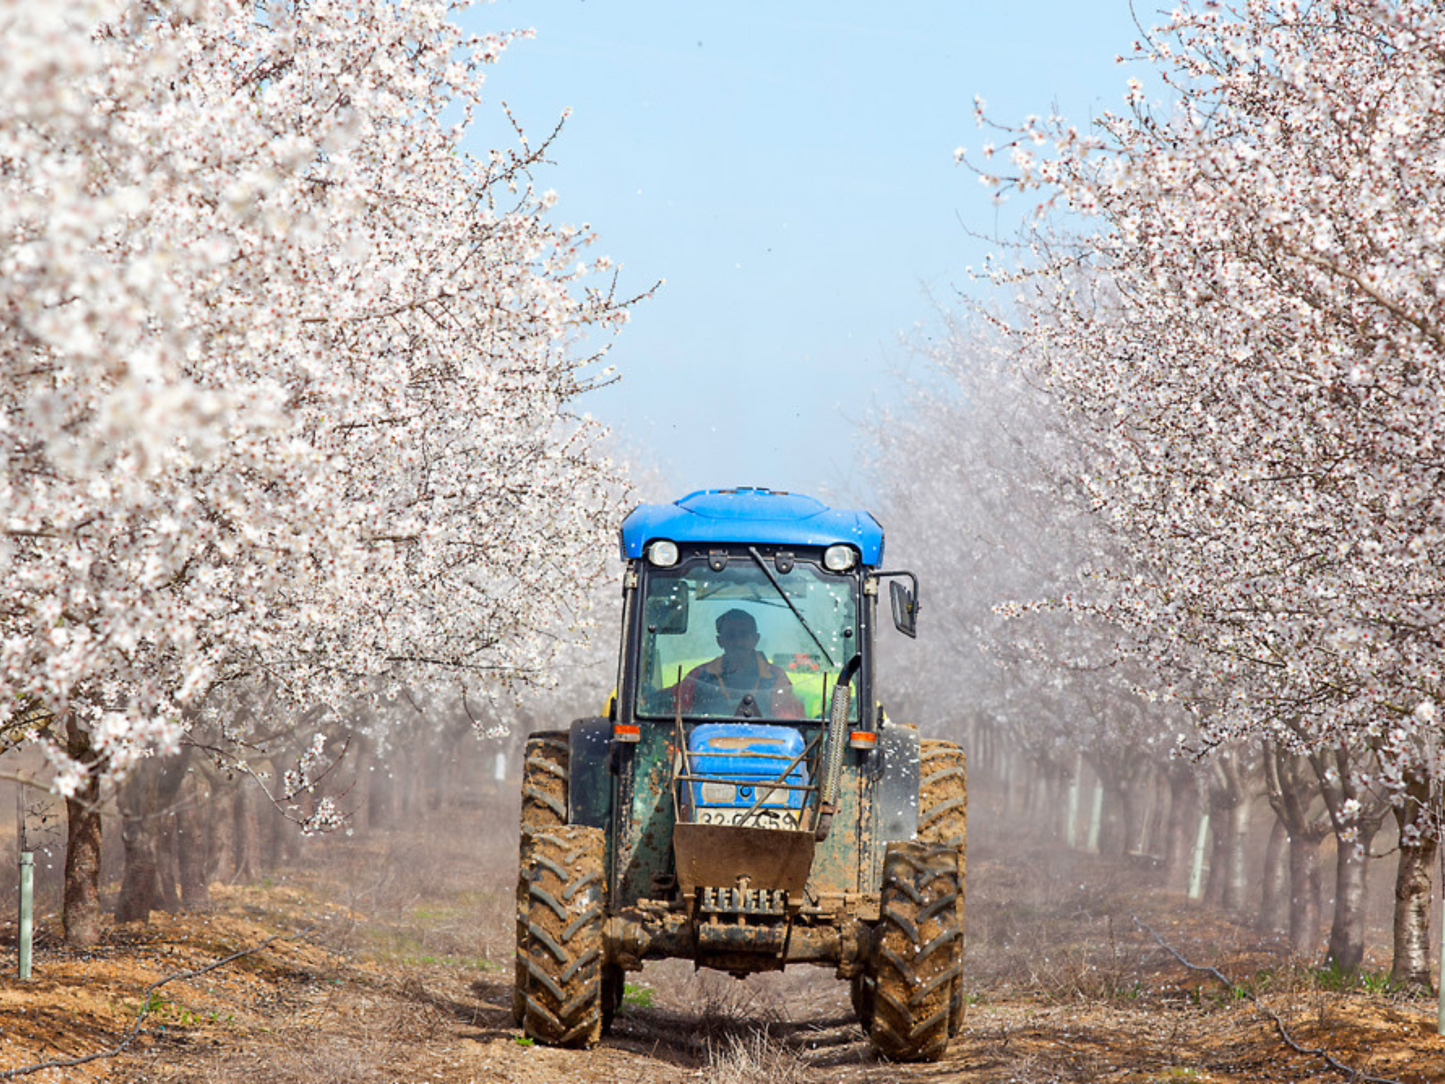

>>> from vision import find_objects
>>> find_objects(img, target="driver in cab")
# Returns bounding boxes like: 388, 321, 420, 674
675, 608, 805, 719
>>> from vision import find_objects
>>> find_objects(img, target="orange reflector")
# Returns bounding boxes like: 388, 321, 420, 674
613, 723, 641, 743
848, 730, 878, 750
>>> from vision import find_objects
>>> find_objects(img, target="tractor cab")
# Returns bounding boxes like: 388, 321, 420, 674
617, 486, 914, 729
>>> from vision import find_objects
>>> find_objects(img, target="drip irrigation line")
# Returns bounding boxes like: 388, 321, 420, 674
0, 923, 316, 1080
1132, 915, 1405, 1084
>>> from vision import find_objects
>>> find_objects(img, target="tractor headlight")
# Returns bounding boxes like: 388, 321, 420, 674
647, 539, 679, 567
823, 544, 857, 571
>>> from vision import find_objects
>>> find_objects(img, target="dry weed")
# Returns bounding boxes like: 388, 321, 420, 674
198, 1033, 395, 1084
701, 1029, 811, 1084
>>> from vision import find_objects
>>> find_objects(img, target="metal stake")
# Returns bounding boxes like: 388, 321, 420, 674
16, 789, 34, 980
19, 851, 33, 980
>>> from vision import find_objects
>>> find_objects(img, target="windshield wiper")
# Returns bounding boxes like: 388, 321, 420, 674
746, 546, 836, 668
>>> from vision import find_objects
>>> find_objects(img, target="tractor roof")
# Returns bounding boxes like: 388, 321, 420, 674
619, 487, 884, 565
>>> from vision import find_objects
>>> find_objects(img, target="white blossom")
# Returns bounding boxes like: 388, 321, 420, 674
0, 0, 645, 794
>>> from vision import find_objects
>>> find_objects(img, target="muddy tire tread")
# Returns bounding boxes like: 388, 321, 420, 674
520, 825, 605, 1048
520, 731, 570, 827
513, 730, 570, 1026
868, 840, 961, 1062
918, 739, 967, 1035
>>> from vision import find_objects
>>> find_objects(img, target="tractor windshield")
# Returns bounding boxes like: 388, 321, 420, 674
636, 555, 860, 722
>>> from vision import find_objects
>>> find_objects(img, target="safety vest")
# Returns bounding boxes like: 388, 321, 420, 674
682, 653, 805, 718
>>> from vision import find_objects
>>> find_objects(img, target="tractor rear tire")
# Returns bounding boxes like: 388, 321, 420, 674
518, 825, 606, 1048
513, 731, 570, 1025
867, 840, 961, 1062
918, 739, 967, 850
521, 730, 571, 826
919, 739, 967, 1035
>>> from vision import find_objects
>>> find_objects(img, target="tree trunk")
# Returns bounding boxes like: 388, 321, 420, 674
1390, 830, 1436, 989
231, 776, 258, 884
1204, 750, 1251, 912
203, 770, 235, 883
1222, 798, 1252, 912
1120, 770, 1149, 856
62, 721, 104, 947
176, 771, 212, 912
115, 808, 160, 923
1310, 745, 1391, 974
1002, 746, 1019, 818
115, 750, 190, 923
368, 753, 396, 832
1390, 767, 1438, 990
1142, 768, 1168, 860
266, 754, 298, 869
425, 730, 451, 813
1205, 817, 1227, 907
156, 810, 181, 912
1098, 778, 1128, 858
1287, 830, 1323, 956
1325, 830, 1372, 972
1062, 751, 1083, 848
348, 734, 378, 837
1259, 817, 1289, 934
1263, 741, 1328, 958
1163, 762, 1200, 889
1089, 750, 1151, 860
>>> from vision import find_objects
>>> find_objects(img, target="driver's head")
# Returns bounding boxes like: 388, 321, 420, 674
715, 609, 759, 655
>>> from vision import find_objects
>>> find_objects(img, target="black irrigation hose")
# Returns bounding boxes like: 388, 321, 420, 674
0, 924, 315, 1080
1132, 915, 1406, 1084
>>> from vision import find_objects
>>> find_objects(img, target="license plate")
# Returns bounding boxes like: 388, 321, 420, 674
694, 806, 803, 830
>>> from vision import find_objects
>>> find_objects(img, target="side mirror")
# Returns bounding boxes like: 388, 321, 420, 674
645, 581, 689, 634
888, 578, 919, 639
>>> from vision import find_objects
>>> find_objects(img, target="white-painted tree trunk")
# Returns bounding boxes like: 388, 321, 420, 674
1189, 812, 1210, 901
1087, 782, 1104, 854
1065, 765, 1081, 848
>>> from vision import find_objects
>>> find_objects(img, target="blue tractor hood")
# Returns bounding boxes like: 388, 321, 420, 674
619, 487, 884, 566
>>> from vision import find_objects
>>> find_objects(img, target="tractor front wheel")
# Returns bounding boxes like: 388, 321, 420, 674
517, 824, 606, 1048
866, 840, 962, 1062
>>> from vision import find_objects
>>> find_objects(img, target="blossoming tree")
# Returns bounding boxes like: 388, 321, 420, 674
963, 0, 1445, 982
867, 320, 1207, 876
0, 0, 645, 943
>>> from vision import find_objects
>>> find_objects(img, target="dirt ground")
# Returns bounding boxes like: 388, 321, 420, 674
2, 802, 1444, 1084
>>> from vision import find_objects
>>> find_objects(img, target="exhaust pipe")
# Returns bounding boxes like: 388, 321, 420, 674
815, 654, 861, 841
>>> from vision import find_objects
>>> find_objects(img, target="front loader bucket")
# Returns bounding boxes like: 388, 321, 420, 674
672, 822, 815, 896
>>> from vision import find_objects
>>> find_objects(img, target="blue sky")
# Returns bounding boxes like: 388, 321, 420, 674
462, 2, 1154, 502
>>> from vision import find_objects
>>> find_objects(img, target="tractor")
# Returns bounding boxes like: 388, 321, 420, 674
512, 486, 966, 1061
